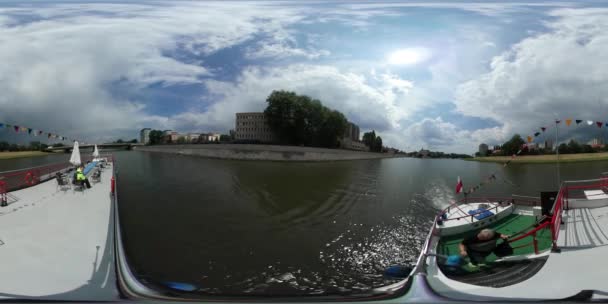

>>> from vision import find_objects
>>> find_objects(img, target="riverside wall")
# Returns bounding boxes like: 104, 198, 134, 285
136, 144, 401, 161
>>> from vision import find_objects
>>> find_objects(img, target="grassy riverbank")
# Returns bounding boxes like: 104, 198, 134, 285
0, 151, 51, 159
469, 152, 608, 164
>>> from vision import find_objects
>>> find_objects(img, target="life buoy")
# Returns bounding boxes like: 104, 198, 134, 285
24, 171, 35, 186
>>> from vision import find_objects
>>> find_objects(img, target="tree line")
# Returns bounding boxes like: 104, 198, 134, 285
480, 134, 608, 157
362, 130, 383, 152
0, 141, 50, 152
264, 90, 349, 148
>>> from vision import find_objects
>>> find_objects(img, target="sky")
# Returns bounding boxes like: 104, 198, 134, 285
1, 0, 608, 153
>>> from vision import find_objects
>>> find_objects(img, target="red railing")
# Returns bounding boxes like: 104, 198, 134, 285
508, 221, 550, 254
0, 180, 7, 207
0, 156, 98, 192
550, 186, 566, 251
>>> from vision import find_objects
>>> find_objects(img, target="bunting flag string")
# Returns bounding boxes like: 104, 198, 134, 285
465, 116, 608, 196
0, 121, 82, 143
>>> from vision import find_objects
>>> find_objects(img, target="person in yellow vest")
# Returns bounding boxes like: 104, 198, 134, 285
76, 166, 91, 189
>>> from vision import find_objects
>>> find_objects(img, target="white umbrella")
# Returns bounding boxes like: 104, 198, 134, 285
92, 144, 100, 158
69, 141, 81, 166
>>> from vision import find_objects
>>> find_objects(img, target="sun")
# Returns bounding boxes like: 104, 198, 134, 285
387, 48, 429, 65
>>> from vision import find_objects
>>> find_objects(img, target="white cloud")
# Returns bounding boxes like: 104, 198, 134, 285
455, 7, 608, 146
0, 1, 316, 142
165, 64, 414, 134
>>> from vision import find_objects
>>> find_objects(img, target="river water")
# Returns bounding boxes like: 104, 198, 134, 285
2, 150, 608, 295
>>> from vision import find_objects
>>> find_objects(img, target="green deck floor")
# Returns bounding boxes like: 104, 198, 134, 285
438, 214, 552, 263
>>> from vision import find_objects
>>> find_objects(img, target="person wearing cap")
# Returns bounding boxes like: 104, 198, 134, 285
76, 166, 91, 189
459, 229, 509, 265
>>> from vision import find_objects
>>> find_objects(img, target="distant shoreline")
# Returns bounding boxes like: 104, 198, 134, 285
137, 144, 404, 162
468, 152, 608, 164
0, 151, 51, 160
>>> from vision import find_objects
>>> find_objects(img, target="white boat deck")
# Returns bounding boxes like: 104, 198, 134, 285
559, 207, 608, 247
427, 204, 608, 300
0, 167, 119, 300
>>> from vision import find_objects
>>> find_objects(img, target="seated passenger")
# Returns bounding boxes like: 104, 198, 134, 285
459, 229, 509, 265
75, 167, 91, 189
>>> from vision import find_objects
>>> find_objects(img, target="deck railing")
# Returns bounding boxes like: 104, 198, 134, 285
0, 154, 112, 193
438, 196, 539, 223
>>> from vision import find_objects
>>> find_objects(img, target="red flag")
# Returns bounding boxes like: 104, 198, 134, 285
597, 121, 603, 128
455, 176, 463, 194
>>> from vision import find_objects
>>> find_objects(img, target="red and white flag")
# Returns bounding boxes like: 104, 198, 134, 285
455, 176, 463, 194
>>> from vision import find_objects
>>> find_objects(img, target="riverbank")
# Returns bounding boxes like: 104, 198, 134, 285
0, 151, 51, 159
137, 144, 402, 161
469, 152, 608, 164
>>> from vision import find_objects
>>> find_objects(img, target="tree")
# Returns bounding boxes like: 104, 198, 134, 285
567, 139, 581, 154
8, 144, 18, 152
0, 141, 9, 151
129, 139, 138, 143
148, 130, 163, 145
264, 90, 347, 148
374, 136, 383, 152
362, 131, 376, 148
177, 136, 186, 144
116, 139, 124, 143
220, 134, 231, 142
28, 141, 41, 151
558, 143, 569, 154
582, 144, 595, 153
501, 134, 525, 156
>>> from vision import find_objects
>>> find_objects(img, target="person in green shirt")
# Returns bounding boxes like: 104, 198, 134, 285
76, 167, 91, 189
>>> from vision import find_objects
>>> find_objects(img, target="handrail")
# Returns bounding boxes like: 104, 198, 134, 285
508, 221, 550, 243
0, 155, 104, 192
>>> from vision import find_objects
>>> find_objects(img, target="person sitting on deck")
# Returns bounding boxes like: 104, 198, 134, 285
459, 229, 509, 265
75, 167, 91, 189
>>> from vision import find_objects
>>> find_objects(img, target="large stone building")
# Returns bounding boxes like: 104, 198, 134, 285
163, 130, 178, 143
235, 112, 276, 142
139, 128, 151, 144
199, 133, 221, 142
340, 121, 368, 151
478, 143, 489, 156
344, 122, 360, 142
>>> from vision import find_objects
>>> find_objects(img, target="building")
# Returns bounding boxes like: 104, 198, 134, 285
340, 121, 368, 151
199, 133, 221, 142
139, 128, 151, 144
235, 113, 276, 142
162, 130, 178, 143
588, 138, 605, 149
418, 149, 430, 158
478, 143, 489, 156
186, 133, 200, 143
343, 122, 360, 142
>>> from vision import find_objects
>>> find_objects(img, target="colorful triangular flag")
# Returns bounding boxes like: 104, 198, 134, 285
0, 123, 3, 128
541, 127, 546, 132
576, 119, 583, 125
534, 132, 541, 137
27, 128, 32, 135
566, 119, 572, 126
14, 126, 19, 133
597, 121, 603, 128
527, 136, 533, 143
555, 120, 561, 124
587, 120, 594, 125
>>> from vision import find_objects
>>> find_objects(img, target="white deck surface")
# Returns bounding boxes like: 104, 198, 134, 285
559, 207, 608, 247
427, 205, 608, 300
584, 190, 608, 200
0, 168, 119, 300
